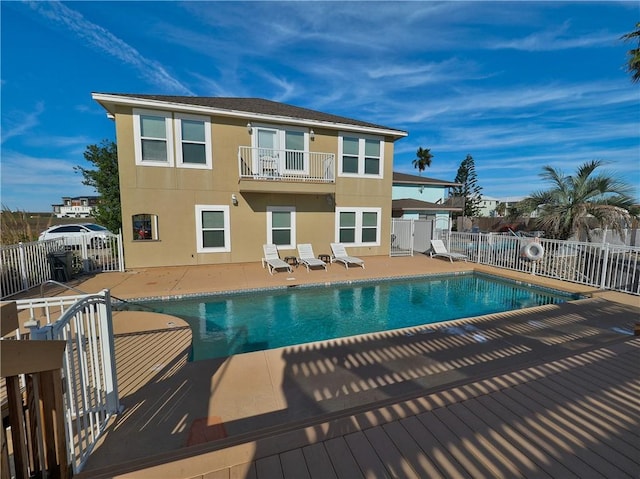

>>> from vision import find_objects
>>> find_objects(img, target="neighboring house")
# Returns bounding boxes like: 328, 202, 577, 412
477, 196, 500, 217
92, 93, 407, 268
52, 196, 100, 218
391, 172, 463, 230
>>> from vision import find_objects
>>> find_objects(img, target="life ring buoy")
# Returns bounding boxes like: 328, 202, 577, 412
521, 242, 544, 261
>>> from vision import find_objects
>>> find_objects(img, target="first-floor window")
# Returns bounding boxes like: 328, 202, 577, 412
195, 205, 230, 253
267, 206, 296, 249
132, 213, 158, 240
336, 207, 381, 246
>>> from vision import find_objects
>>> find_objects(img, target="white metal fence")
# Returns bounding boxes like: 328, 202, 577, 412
440, 232, 640, 295
1, 232, 124, 299
390, 219, 434, 257
15, 291, 120, 474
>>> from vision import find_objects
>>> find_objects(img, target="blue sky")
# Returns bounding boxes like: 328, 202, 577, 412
2, 1, 639, 212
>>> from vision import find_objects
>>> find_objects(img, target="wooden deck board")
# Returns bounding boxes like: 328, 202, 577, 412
280, 448, 311, 479
399, 415, 473, 479
343, 431, 390, 479
508, 382, 639, 477
362, 426, 419, 479
491, 389, 603, 478
457, 399, 560, 478
476, 393, 583, 478
301, 443, 338, 479
527, 376, 640, 461
380, 421, 446, 479
447, 401, 535, 478
255, 455, 283, 479
324, 437, 364, 479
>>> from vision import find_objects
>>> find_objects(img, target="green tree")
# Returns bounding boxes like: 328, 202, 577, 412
450, 154, 483, 218
412, 147, 433, 174
520, 160, 634, 240
621, 22, 640, 83
74, 140, 121, 233
495, 202, 507, 217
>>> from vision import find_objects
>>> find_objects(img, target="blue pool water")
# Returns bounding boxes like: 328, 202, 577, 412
148, 273, 578, 361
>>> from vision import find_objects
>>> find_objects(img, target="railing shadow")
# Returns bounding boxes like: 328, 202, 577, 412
76, 297, 640, 478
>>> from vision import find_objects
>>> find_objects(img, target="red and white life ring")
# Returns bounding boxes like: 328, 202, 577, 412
521, 242, 545, 261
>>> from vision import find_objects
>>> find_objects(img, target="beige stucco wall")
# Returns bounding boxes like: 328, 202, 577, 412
113, 106, 397, 268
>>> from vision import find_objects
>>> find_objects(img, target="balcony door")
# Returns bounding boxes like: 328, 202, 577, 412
252, 126, 309, 177
256, 127, 279, 176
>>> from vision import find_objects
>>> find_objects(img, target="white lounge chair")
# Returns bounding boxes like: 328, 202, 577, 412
297, 244, 327, 272
262, 244, 293, 275
429, 239, 467, 263
330, 243, 365, 269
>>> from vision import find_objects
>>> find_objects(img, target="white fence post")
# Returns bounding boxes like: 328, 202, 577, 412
18, 242, 29, 291
600, 243, 610, 290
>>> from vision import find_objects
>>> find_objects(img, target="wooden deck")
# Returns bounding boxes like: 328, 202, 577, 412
189, 338, 640, 479
79, 305, 640, 479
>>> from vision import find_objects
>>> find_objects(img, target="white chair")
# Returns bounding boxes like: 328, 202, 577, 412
330, 243, 365, 269
262, 244, 293, 275
297, 244, 327, 272
429, 239, 468, 263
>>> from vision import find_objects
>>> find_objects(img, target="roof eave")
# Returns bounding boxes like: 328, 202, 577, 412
92, 93, 408, 139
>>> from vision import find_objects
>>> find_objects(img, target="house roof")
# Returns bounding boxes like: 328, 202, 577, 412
392, 172, 462, 187
92, 93, 408, 140
392, 198, 463, 213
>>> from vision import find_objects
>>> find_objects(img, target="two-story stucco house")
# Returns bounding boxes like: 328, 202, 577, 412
92, 93, 407, 268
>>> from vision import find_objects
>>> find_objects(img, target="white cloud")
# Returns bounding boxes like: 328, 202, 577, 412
28, 0, 193, 95
1, 103, 44, 145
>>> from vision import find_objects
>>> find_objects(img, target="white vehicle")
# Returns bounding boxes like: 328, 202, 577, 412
39, 223, 114, 248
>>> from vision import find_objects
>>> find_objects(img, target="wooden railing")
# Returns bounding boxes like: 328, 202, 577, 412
1, 301, 71, 479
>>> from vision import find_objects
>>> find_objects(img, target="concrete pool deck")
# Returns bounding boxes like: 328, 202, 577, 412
24, 255, 639, 478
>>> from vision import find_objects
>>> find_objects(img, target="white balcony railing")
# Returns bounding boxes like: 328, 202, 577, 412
238, 146, 335, 182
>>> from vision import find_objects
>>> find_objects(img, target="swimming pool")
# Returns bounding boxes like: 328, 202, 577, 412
148, 273, 579, 361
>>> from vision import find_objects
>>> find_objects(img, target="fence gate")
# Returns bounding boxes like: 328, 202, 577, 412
391, 219, 413, 256
413, 219, 433, 253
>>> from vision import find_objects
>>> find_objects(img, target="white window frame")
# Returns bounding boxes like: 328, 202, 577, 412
133, 108, 174, 167
175, 113, 212, 169
337, 133, 384, 178
195, 205, 231, 253
266, 206, 296, 249
335, 207, 381, 246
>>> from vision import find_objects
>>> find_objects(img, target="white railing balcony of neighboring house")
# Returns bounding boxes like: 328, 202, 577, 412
238, 146, 335, 182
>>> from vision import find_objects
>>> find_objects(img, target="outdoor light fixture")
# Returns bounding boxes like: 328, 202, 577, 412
231, 194, 238, 206
247, 122, 252, 134
310, 129, 315, 140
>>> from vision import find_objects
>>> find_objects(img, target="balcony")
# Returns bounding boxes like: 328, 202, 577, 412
238, 146, 336, 194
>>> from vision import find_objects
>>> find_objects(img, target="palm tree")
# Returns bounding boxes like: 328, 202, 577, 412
520, 160, 634, 240
412, 147, 433, 175
621, 22, 640, 83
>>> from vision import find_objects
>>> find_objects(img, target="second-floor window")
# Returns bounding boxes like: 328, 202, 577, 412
134, 109, 174, 166
175, 113, 212, 169
133, 109, 212, 169
338, 134, 383, 178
